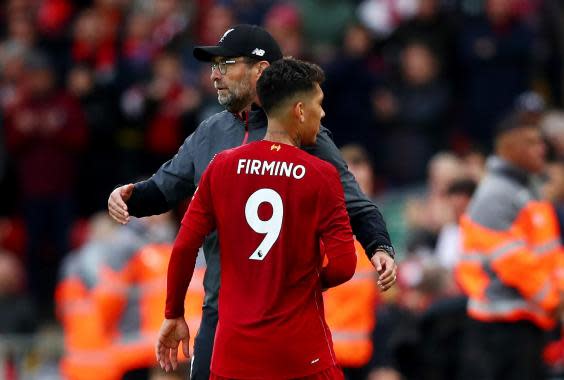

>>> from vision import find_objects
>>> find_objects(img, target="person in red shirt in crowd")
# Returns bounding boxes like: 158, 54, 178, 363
156, 58, 357, 380
4, 51, 88, 311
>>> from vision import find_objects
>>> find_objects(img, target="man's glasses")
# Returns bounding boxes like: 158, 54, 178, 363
211, 59, 239, 75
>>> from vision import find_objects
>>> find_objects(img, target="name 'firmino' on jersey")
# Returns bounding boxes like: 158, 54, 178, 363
236, 158, 306, 179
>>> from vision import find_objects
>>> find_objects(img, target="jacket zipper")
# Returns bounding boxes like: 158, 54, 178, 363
241, 111, 249, 145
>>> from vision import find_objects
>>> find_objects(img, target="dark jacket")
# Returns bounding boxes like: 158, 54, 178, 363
128, 105, 392, 311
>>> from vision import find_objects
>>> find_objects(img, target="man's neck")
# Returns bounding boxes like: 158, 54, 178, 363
264, 119, 300, 147
235, 96, 261, 118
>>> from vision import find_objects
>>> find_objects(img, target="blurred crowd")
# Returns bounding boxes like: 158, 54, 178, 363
1, 0, 564, 379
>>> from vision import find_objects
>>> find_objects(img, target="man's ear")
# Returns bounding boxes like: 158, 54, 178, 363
256, 61, 270, 77
293, 101, 305, 123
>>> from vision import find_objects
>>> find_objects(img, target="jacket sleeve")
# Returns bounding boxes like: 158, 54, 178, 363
127, 121, 204, 216
304, 126, 392, 258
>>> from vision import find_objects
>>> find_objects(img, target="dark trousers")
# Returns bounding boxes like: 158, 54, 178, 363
457, 318, 544, 380
191, 306, 218, 380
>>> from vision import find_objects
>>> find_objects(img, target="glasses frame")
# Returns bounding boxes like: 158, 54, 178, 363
211, 59, 239, 75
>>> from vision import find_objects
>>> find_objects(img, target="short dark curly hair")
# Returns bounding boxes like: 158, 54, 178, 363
257, 58, 325, 116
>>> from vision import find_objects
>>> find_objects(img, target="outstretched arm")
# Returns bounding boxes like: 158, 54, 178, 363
156, 162, 217, 371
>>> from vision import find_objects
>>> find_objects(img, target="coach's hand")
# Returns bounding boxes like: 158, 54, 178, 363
371, 251, 397, 291
108, 184, 134, 224
156, 317, 190, 372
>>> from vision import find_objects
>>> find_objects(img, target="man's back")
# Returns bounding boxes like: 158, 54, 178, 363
196, 140, 354, 378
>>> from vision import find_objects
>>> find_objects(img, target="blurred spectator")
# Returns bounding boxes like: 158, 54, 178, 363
197, 3, 235, 45
0, 251, 37, 334
150, 0, 191, 51
323, 23, 383, 150
324, 240, 379, 380
119, 11, 159, 88
118, 52, 200, 179
384, 0, 457, 74
434, 178, 477, 271
369, 257, 452, 380
55, 213, 120, 380
374, 41, 450, 184
296, 0, 356, 63
542, 109, 564, 160
341, 144, 379, 198
4, 51, 88, 312
71, 8, 118, 85
357, 0, 417, 39
456, 109, 563, 380
0, 41, 27, 113
542, 160, 564, 242
91, 213, 204, 379
461, 148, 487, 182
66, 64, 119, 215
457, 0, 536, 143
5, 12, 37, 49
404, 152, 465, 255
263, 2, 305, 59
144, 52, 200, 169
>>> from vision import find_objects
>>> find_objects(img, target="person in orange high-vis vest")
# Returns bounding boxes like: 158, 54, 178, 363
456, 110, 564, 380
324, 240, 379, 380
94, 242, 204, 379
55, 244, 120, 380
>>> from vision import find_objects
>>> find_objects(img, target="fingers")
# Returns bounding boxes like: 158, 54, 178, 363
181, 335, 190, 359
108, 187, 130, 224
170, 346, 179, 370
375, 256, 397, 292
156, 340, 169, 371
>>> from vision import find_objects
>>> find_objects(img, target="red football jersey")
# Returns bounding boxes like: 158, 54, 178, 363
166, 140, 355, 379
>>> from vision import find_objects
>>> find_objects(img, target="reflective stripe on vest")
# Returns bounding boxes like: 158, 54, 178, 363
331, 330, 371, 342
467, 297, 553, 328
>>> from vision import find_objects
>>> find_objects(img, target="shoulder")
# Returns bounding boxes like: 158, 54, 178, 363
206, 143, 250, 169
187, 110, 234, 144
298, 148, 339, 181
201, 110, 234, 129
467, 173, 531, 230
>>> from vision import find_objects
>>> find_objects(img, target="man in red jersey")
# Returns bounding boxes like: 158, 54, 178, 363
156, 58, 357, 380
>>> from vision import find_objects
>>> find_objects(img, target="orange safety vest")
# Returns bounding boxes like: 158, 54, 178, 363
323, 240, 378, 368
55, 255, 119, 380
93, 243, 204, 377
457, 201, 564, 330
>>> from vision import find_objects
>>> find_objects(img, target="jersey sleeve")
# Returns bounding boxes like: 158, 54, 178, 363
165, 158, 218, 318
317, 165, 357, 288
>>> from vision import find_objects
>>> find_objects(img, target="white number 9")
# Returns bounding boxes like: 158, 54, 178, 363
245, 188, 284, 260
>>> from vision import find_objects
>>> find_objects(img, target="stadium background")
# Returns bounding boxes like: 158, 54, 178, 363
1, 0, 564, 379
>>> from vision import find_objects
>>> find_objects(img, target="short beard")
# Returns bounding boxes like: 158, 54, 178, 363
217, 72, 255, 113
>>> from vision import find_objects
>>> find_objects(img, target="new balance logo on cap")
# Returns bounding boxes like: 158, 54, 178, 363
252, 48, 265, 57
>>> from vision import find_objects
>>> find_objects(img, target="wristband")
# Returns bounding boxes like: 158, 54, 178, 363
374, 244, 395, 260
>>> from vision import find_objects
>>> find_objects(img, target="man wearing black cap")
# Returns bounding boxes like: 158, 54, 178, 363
108, 24, 397, 380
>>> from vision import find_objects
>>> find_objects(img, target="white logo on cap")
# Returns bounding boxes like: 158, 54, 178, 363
219, 28, 234, 43
252, 48, 265, 57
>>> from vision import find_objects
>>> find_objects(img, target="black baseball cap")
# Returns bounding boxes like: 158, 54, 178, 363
193, 24, 283, 63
